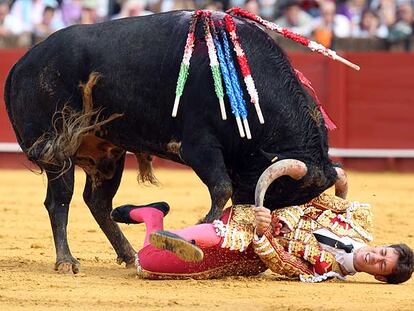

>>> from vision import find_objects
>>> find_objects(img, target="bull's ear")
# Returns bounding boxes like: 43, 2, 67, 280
260, 149, 278, 163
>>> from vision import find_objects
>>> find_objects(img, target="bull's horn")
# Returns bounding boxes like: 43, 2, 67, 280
334, 167, 348, 199
254, 159, 308, 207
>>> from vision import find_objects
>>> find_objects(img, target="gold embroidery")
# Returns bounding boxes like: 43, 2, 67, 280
274, 205, 304, 230
322, 252, 337, 273
311, 193, 350, 212
253, 234, 313, 278
221, 205, 256, 251
310, 193, 373, 239
315, 207, 372, 243
331, 260, 343, 275
349, 205, 373, 239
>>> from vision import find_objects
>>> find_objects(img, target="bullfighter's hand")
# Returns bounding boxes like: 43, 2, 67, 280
253, 206, 272, 236
272, 215, 283, 236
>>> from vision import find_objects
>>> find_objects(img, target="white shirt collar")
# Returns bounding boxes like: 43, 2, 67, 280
313, 228, 366, 276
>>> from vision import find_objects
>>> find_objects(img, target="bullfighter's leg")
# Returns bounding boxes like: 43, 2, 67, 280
82, 154, 136, 267
44, 166, 79, 274
111, 203, 221, 248
181, 139, 232, 223
113, 207, 263, 279
110, 202, 170, 246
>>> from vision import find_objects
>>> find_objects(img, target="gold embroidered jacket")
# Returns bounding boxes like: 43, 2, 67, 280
219, 193, 373, 282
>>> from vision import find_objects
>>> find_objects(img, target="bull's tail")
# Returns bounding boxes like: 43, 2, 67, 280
27, 73, 123, 174
135, 153, 159, 185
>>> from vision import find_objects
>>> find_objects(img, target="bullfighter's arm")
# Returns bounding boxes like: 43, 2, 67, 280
252, 230, 345, 282
284, 239, 338, 275
252, 230, 314, 279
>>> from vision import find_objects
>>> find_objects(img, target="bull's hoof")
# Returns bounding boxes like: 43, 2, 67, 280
116, 254, 136, 268
55, 259, 80, 274
125, 259, 136, 269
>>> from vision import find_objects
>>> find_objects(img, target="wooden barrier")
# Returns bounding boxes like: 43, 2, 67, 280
1, 49, 414, 171
0, 49, 26, 143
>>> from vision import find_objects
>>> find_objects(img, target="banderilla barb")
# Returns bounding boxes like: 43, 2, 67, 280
227, 7, 360, 71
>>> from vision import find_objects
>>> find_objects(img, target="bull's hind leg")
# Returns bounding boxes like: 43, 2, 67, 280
181, 137, 233, 223
82, 153, 136, 267
44, 166, 80, 273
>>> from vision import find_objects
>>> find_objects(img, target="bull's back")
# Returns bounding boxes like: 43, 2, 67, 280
7, 11, 195, 151
7, 10, 323, 159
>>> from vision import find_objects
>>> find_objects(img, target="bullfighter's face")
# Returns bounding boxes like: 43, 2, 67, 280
353, 246, 399, 281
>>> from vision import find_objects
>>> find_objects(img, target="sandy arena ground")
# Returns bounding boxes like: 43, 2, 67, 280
0, 168, 413, 310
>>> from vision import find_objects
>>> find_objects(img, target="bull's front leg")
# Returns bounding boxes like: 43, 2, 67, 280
204, 181, 233, 222
82, 154, 136, 267
181, 138, 233, 223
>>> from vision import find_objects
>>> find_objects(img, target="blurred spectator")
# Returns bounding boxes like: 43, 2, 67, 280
61, 0, 82, 26
80, 0, 100, 23
388, 1, 414, 41
95, 0, 110, 19
260, 0, 277, 19
146, 0, 161, 13
353, 8, 389, 37
244, 0, 260, 15
203, 0, 224, 10
207, 0, 228, 10
33, 4, 64, 38
275, 0, 313, 36
0, 0, 24, 37
300, 0, 322, 17
371, 0, 397, 27
112, 0, 152, 19
107, 0, 121, 17
173, 0, 197, 10
1, 0, 413, 50
230, 0, 246, 10
398, 0, 414, 29
10, 0, 64, 32
161, 0, 196, 12
311, 0, 351, 47
337, 0, 366, 34
160, 0, 173, 11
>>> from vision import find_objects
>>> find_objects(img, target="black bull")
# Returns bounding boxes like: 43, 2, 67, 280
4, 10, 339, 273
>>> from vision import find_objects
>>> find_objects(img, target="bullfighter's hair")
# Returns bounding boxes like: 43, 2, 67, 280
27, 72, 123, 176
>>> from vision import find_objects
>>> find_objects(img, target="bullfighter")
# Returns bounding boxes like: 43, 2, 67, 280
110, 192, 414, 283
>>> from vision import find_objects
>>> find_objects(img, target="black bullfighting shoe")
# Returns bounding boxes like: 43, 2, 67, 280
110, 202, 170, 224
149, 230, 204, 262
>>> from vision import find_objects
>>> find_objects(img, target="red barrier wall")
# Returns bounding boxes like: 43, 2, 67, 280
1, 50, 413, 170
0, 49, 26, 143
289, 53, 414, 149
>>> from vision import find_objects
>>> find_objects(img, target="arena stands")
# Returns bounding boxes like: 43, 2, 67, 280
0, 0, 413, 50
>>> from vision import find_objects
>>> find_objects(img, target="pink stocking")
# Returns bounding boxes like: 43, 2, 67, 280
129, 208, 164, 247
172, 224, 221, 248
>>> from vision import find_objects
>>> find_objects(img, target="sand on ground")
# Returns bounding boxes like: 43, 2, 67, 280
0, 168, 413, 310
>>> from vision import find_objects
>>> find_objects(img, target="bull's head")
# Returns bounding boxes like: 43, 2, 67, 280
254, 159, 348, 208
